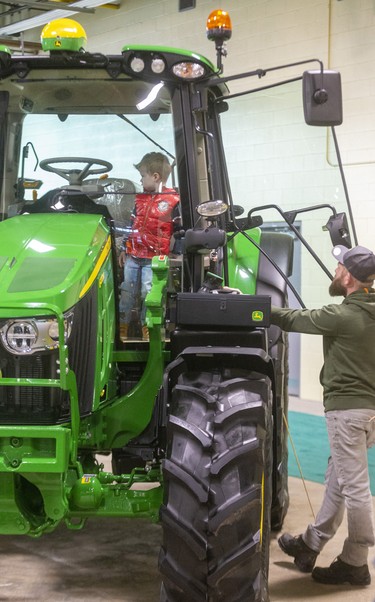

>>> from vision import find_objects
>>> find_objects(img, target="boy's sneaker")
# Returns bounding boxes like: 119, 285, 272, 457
278, 533, 318, 573
312, 557, 371, 586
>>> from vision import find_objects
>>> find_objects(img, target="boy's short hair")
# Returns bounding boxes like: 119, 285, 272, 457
134, 152, 171, 182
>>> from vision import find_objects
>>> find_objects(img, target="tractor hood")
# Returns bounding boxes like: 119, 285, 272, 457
0, 212, 110, 315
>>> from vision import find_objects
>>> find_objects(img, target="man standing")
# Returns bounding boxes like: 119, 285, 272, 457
272, 244, 375, 586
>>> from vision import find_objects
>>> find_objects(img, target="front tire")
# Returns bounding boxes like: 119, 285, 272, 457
159, 366, 273, 602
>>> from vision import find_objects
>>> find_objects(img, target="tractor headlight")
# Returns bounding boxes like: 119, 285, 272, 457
0, 310, 74, 355
122, 47, 212, 82
130, 56, 145, 73
172, 61, 206, 80
3, 321, 38, 354
151, 57, 166, 74
48, 311, 74, 342
129, 54, 166, 75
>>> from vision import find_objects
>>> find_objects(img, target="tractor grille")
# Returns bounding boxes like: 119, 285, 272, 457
67, 285, 97, 417
0, 351, 70, 424
0, 287, 98, 425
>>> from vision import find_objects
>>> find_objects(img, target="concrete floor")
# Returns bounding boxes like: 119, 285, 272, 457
0, 477, 373, 601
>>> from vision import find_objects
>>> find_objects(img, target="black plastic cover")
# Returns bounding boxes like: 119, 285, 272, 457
176, 293, 271, 328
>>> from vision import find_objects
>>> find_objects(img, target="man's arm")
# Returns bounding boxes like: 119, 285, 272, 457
271, 304, 341, 335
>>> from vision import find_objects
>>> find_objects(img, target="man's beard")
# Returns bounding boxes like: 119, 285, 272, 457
329, 277, 346, 297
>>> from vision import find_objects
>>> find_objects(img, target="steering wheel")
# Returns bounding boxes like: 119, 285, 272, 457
39, 157, 113, 186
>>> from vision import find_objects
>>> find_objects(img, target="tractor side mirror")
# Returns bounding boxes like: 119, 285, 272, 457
303, 70, 343, 126
323, 212, 351, 248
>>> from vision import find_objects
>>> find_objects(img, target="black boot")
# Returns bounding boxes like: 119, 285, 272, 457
312, 557, 371, 586
278, 533, 318, 573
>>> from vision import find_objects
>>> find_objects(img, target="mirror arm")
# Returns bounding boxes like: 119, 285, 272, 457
215, 75, 303, 103
247, 203, 334, 280
206, 57, 324, 88
283, 203, 337, 224
236, 228, 306, 308
330, 126, 358, 246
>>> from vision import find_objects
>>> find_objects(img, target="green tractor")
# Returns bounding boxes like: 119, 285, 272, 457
0, 11, 349, 602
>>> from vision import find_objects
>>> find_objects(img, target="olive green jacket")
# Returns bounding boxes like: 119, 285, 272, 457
271, 290, 375, 411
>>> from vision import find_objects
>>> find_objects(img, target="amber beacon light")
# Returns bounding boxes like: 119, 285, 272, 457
206, 9, 232, 72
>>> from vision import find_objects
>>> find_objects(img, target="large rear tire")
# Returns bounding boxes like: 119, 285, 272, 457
159, 367, 273, 602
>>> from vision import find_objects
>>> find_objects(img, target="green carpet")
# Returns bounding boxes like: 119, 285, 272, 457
287, 411, 375, 496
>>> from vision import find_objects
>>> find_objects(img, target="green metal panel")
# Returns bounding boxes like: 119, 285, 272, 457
0, 473, 32, 534
226, 228, 262, 293
81, 256, 170, 450
8, 257, 76, 293
0, 213, 109, 312
0, 426, 71, 535
0, 426, 71, 473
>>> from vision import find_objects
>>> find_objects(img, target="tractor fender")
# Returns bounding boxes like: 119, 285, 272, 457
163, 345, 276, 417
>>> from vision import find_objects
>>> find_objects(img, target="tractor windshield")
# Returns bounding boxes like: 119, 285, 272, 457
17, 111, 176, 236
11, 76, 177, 238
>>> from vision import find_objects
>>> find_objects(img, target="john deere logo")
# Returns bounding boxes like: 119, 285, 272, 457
252, 310, 264, 322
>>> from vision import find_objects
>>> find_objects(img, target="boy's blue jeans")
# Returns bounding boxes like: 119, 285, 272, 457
119, 255, 152, 325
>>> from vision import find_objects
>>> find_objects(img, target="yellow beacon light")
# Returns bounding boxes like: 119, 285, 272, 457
206, 9, 232, 72
206, 9, 232, 42
41, 19, 87, 53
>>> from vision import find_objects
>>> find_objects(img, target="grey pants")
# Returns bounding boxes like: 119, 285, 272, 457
303, 408, 375, 566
